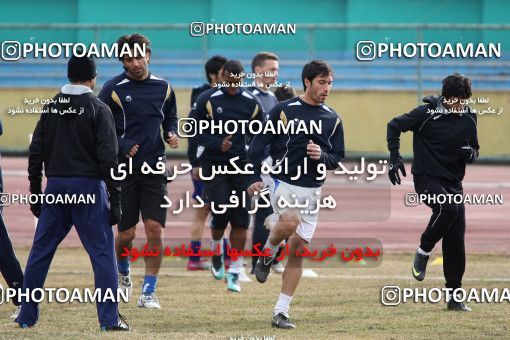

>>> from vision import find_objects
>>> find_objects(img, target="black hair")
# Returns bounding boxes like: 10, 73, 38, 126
222, 59, 244, 77
205, 55, 227, 84
116, 33, 151, 61
441, 73, 472, 99
274, 86, 297, 102
301, 60, 333, 91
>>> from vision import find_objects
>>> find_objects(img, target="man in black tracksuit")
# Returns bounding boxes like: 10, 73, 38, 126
387, 73, 479, 311
18, 54, 127, 330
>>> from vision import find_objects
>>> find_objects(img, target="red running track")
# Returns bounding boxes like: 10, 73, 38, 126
1, 157, 508, 253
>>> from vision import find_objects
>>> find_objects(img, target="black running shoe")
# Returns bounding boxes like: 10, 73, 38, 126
272, 312, 296, 329
254, 255, 275, 283
447, 299, 472, 312
412, 251, 429, 281
211, 253, 224, 280
101, 313, 130, 331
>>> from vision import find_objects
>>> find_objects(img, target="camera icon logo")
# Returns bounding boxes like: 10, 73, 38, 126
190, 22, 205, 37
0, 193, 11, 206
404, 193, 419, 207
356, 41, 376, 61
381, 285, 401, 306
178, 118, 197, 138
2, 41, 22, 61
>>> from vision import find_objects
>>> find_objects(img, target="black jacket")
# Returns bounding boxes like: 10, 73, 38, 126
28, 88, 119, 196
387, 95, 480, 183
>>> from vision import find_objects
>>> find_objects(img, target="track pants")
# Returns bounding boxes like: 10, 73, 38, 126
0, 166, 24, 305
15, 177, 118, 327
414, 175, 466, 289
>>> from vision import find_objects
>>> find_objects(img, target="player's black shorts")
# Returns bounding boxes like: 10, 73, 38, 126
118, 172, 167, 232
201, 161, 249, 229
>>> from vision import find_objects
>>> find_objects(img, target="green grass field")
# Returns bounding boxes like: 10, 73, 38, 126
0, 248, 509, 339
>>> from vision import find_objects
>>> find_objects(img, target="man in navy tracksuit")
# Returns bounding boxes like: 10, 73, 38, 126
387, 73, 479, 311
0, 118, 24, 320
248, 60, 344, 328
99, 33, 178, 309
18, 54, 127, 330
246, 52, 281, 274
191, 60, 264, 292
187, 55, 227, 271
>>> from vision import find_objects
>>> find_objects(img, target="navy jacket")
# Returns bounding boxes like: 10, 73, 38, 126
99, 72, 177, 167
190, 87, 264, 165
248, 97, 345, 188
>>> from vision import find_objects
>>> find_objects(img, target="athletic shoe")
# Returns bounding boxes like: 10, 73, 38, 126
187, 259, 211, 271
238, 268, 252, 282
137, 293, 161, 309
226, 272, 241, 292
272, 262, 285, 274
224, 257, 231, 271
447, 299, 472, 312
10, 305, 21, 320
272, 312, 296, 329
101, 313, 130, 331
412, 251, 429, 281
302, 269, 319, 278
19, 323, 33, 329
211, 253, 225, 280
254, 255, 275, 283
118, 273, 133, 297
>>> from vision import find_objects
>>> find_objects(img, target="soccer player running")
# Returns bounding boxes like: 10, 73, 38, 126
246, 52, 282, 275
247, 60, 344, 329
386, 73, 479, 311
187, 55, 227, 271
19, 53, 128, 330
99, 34, 178, 309
190, 60, 263, 292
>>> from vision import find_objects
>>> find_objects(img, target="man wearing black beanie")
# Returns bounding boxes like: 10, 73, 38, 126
17, 54, 129, 331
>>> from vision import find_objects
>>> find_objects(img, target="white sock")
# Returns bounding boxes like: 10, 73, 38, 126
274, 293, 293, 317
264, 239, 280, 259
228, 256, 244, 274
211, 238, 223, 255
417, 247, 431, 256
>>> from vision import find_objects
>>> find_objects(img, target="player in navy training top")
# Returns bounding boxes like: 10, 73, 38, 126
99, 33, 178, 310
245, 52, 281, 274
187, 55, 227, 271
247, 60, 344, 329
190, 60, 264, 292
